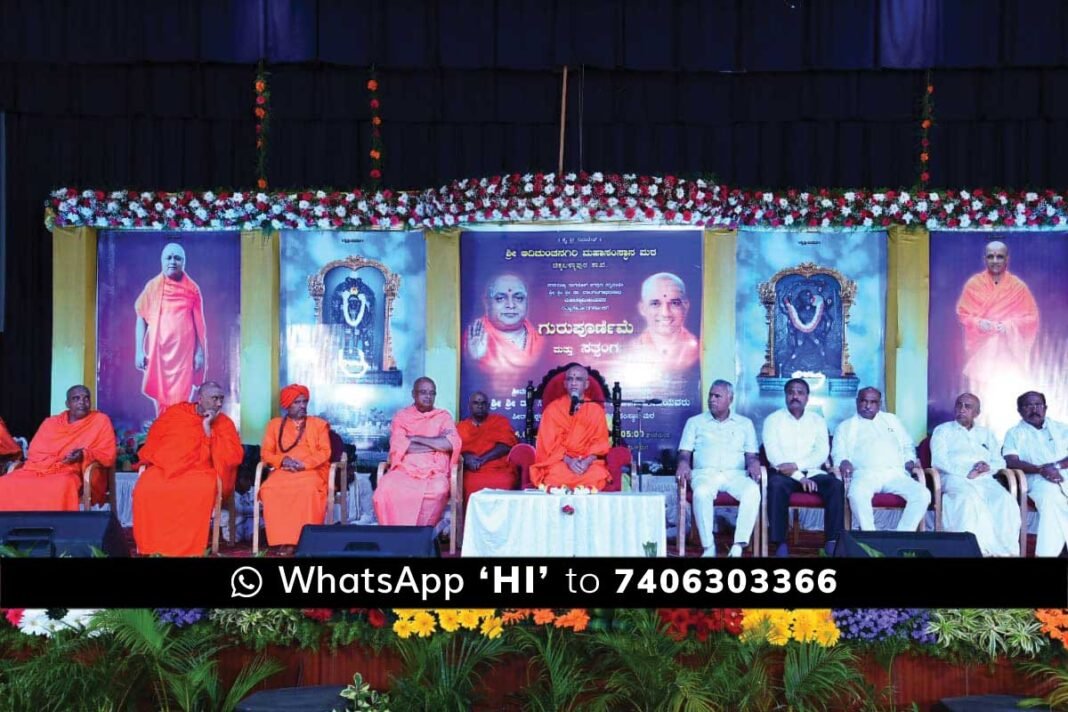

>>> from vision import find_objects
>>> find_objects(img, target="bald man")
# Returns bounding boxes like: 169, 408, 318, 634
0, 386, 116, 511
135, 242, 209, 414
955, 240, 1039, 388
931, 393, 1020, 556
457, 391, 519, 504
374, 377, 462, 526
630, 272, 699, 371
466, 273, 543, 372
529, 365, 612, 491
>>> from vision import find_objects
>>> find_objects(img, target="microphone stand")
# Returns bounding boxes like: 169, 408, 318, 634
618, 398, 661, 494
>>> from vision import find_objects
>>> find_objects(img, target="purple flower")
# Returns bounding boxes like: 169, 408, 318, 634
155, 608, 206, 628
832, 609, 933, 645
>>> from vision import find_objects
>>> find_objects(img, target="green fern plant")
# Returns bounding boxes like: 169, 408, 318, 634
1018, 660, 1068, 710
926, 609, 1047, 661
780, 641, 864, 712
389, 632, 511, 712
510, 625, 598, 712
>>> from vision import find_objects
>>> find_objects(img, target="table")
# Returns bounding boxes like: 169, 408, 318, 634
461, 490, 667, 557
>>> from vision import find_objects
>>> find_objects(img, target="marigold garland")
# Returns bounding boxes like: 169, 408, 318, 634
254, 62, 270, 191
918, 69, 934, 188
367, 68, 383, 187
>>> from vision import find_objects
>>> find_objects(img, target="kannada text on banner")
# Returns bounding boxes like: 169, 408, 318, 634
460, 229, 703, 469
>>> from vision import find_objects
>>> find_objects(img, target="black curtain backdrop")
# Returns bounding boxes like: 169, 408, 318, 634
2, 0, 1068, 432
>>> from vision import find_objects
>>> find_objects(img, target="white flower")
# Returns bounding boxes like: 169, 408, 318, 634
899, 191, 911, 203
961, 190, 970, 200
887, 204, 900, 215
800, 191, 810, 201
1026, 191, 1038, 202
298, 200, 310, 210
524, 182, 534, 192
987, 209, 999, 221
316, 190, 326, 199
256, 192, 268, 202
779, 198, 788, 208
232, 192, 244, 203
154, 202, 164, 212
784, 215, 794, 226
1047, 205, 1056, 217
917, 200, 928, 212
821, 217, 830, 228
317, 218, 330, 229
762, 192, 773, 202
844, 191, 855, 201
840, 206, 851, 216
203, 191, 216, 202
821, 198, 832, 208
591, 172, 603, 182
971, 200, 982, 211
863, 217, 873, 227
929, 192, 940, 201
903, 213, 914, 224
926, 218, 938, 229
960, 215, 972, 228
871, 205, 883, 217
945, 203, 955, 213
998, 194, 1008, 205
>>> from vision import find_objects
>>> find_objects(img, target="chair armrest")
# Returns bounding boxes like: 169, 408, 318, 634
253, 461, 271, 491
376, 461, 388, 479
4, 459, 21, 474
82, 460, 108, 509
994, 468, 1018, 499
451, 461, 462, 501
922, 467, 942, 501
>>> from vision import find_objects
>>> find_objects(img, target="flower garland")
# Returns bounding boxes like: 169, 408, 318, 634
919, 71, 934, 188
784, 297, 824, 334
367, 69, 383, 187
48, 175, 1068, 231
254, 63, 270, 191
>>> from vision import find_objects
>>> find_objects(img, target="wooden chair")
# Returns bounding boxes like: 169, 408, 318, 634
251, 443, 350, 555
758, 446, 839, 557
677, 467, 765, 558
917, 436, 1024, 554
81, 461, 118, 512
136, 464, 226, 555
1, 436, 28, 473
375, 460, 463, 555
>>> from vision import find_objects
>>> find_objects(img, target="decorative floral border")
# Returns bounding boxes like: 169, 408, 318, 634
47, 173, 1068, 232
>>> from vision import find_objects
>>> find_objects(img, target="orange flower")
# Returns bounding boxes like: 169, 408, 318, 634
257, 178, 268, 190
921, 119, 932, 130
255, 79, 266, 93
372, 116, 382, 126
532, 609, 556, 625
920, 152, 929, 162
369, 149, 381, 160
367, 79, 379, 91
553, 609, 589, 632
254, 107, 266, 119
501, 609, 532, 625
256, 139, 264, 149
926, 84, 934, 94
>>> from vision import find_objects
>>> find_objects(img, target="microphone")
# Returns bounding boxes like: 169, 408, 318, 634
569, 394, 580, 415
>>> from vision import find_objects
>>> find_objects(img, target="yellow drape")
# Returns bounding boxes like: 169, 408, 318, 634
51, 226, 98, 412
425, 229, 461, 415
885, 226, 930, 441
702, 229, 738, 395
239, 229, 280, 442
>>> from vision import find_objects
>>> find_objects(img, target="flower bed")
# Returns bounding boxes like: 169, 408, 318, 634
0, 607, 1061, 711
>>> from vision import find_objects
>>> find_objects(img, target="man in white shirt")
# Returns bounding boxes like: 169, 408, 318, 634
762, 378, 844, 557
1004, 391, 1068, 557
931, 392, 1020, 556
832, 387, 930, 532
677, 379, 761, 557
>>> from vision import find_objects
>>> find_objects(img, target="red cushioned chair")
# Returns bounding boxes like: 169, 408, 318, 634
677, 463, 765, 558
839, 437, 941, 533
758, 445, 833, 557
510, 362, 632, 493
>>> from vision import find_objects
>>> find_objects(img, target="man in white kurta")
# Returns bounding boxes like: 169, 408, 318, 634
832, 387, 929, 531
762, 378, 844, 557
931, 393, 1020, 556
1004, 391, 1068, 557
677, 380, 761, 558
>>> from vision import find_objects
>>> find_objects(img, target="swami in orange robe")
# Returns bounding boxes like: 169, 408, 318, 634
0, 417, 20, 463
374, 378, 462, 526
530, 367, 612, 490
457, 393, 519, 504
132, 383, 242, 556
0, 387, 115, 511
955, 246, 1039, 384
259, 384, 332, 547
135, 243, 208, 415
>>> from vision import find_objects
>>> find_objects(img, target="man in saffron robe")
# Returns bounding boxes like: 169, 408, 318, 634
0, 417, 21, 470
0, 386, 116, 511
132, 381, 243, 556
529, 365, 611, 490
135, 242, 208, 415
374, 377, 462, 526
955, 240, 1039, 387
466, 273, 543, 372
629, 272, 700, 372
259, 384, 332, 552
457, 391, 519, 504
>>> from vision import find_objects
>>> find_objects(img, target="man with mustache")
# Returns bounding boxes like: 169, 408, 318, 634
833, 387, 930, 532
132, 381, 243, 556
762, 378, 843, 556
466, 273, 543, 372
530, 365, 611, 491
135, 242, 209, 414
677, 379, 761, 557
0, 385, 115, 511
1004, 391, 1068, 556
931, 392, 1020, 556
629, 272, 700, 372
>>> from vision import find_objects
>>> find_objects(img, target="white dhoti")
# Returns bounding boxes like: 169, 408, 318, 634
941, 474, 1021, 556
1027, 475, 1068, 557
691, 468, 760, 549
847, 468, 930, 532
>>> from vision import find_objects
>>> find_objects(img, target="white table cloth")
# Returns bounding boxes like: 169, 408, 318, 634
462, 490, 667, 557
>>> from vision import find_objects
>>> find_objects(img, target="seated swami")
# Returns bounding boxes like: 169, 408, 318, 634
259, 384, 332, 549
373, 377, 461, 526
0, 386, 115, 511
529, 365, 611, 491
132, 381, 243, 556
458, 391, 519, 504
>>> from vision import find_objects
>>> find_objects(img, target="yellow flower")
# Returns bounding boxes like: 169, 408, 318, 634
457, 609, 483, 630
815, 622, 841, 647
393, 618, 414, 639
411, 611, 437, 637
392, 609, 421, 621
480, 616, 504, 639
791, 610, 820, 643
436, 609, 461, 632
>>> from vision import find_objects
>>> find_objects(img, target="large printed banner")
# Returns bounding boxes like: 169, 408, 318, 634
734, 230, 887, 434
97, 231, 242, 456
929, 231, 1068, 437
280, 230, 426, 452
460, 228, 703, 469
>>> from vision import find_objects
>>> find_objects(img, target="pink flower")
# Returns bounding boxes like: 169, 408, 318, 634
3, 609, 24, 627
561, 505, 575, 515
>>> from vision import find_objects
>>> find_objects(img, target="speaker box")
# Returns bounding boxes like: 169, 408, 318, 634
295, 525, 439, 558
832, 530, 982, 558
0, 511, 129, 557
